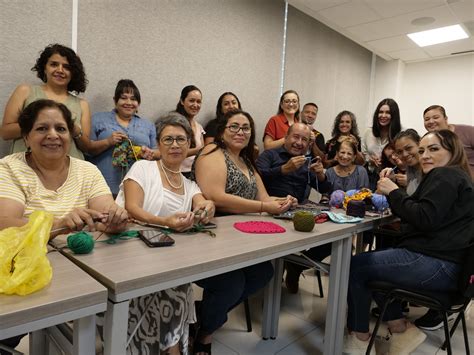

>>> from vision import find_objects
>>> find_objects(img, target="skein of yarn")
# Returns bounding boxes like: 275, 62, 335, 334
330, 190, 345, 208
293, 211, 315, 232
67, 231, 95, 254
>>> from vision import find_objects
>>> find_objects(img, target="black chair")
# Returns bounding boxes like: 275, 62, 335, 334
283, 253, 328, 298
366, 245, 474, 355
243, 298, 252, 332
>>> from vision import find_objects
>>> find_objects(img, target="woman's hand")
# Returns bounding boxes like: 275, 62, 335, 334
107, 131, 128, 146
140, 146, 154, 160
377, 177, 399, 196
379, 167, 393, 179
263, 195, 297, 214
164, 212, 195, 231
369, 154, 382, 168
54, 208, 107, 233
97, 204, 128, 233
393, 173, 407, 187
193, 200, 215, 224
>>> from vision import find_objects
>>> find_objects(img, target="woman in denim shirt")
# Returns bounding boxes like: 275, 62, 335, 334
88, 79, 157, 196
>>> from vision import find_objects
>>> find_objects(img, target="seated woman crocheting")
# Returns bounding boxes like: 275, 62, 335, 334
0, 99, 128, 353
325, 140, 370, 191
345, 129, 474, 355
116, 112, 215, 355
192, 109, 297, 354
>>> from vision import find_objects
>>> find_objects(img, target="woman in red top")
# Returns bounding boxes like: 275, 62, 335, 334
263, 90, 300, 150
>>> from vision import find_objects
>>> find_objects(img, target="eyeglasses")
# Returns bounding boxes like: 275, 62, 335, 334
283, 99, 298, 105
160, 136, 189, 146
226, 124, 252, 134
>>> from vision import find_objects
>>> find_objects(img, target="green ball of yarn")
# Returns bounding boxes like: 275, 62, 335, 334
67, 231, 95, 254
293, 211, 315, 232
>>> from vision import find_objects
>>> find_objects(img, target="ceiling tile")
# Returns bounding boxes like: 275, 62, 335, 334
346, 18, 402, 41
448, 0, 474, 23
364, 0, 445, 18
289, 0, 350, 12
368, 35, 418, 52
386, 48, 431, 61
318, 2, 382, 28
420, 37, 474, 56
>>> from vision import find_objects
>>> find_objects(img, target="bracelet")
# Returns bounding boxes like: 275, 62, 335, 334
260, 201, 263, 215
73, 130, 83, 140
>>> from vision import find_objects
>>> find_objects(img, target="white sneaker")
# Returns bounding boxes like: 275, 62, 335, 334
389, 327, 427, 355
343, 333, 376, 355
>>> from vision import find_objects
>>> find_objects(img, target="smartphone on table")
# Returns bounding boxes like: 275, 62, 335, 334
138, 230, 175, 248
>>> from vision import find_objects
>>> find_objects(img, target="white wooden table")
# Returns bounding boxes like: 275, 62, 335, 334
52, 213, 390, 355
0, 251, 107, 355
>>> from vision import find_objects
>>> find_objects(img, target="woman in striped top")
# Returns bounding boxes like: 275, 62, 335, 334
0, 99, 128, 235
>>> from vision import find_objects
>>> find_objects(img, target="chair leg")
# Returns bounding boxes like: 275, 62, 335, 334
244, 298, 252, 332
316, 270, 324, 298
442, 312, 462, 350
366, 296, 392, 355
461, 312, 470, 355
441, 312, 452, 355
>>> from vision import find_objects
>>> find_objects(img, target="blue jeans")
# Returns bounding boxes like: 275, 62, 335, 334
347, 248, 460, 333
195, 261, 274, 334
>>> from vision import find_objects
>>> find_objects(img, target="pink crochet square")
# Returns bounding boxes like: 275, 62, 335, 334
233, 221, 286, 234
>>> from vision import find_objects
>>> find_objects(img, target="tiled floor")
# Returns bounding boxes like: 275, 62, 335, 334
15, 269, 474, 354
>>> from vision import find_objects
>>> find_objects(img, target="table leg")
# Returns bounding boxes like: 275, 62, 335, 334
73, 315, 95, 355
323, 233, 353, 355
261, 259, 275, 339
30, 329, 47, 355
269, 258, 284, 339
103, 299, 129, 355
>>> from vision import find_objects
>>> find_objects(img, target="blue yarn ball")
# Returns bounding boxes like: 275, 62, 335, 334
372, 193, 389, 211
345, 189, 358, 197
330, 190, 345, 208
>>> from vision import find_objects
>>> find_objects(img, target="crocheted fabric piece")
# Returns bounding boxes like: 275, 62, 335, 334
233, 221, 286, 234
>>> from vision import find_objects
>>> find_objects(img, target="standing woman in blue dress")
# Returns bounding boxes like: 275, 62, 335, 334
88, 79, 157, 196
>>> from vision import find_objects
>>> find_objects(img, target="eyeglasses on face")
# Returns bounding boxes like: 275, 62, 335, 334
226, 124, 252, 134
283, 99, 298, 105
160, 136, 189, 146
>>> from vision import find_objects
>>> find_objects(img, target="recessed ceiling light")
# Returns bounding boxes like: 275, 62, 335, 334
411, 17, 435, 26
408, 24, 469, 47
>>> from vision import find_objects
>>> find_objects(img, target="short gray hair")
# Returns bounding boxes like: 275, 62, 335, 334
155, 111, 195, 147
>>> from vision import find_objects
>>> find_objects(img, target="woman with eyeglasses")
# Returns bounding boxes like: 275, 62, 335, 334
192, 109, 297, 355
116, 112, 215, 355
175, 85, 205, 177
263, 90, 300, 150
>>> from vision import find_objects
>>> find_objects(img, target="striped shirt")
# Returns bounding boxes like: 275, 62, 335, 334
0, 153, 111, 218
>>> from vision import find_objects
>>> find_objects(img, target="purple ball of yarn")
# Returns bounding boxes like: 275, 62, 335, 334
346, 189, 358, 197
330, 190, 345, 207
372, 193, 389, 211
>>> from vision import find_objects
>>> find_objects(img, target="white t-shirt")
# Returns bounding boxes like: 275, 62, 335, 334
116, 160, 201, 215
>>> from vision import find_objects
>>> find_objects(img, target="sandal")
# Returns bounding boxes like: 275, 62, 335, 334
193, 340, 211, 355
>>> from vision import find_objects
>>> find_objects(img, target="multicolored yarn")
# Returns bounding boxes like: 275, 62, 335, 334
329, 190, 346, 208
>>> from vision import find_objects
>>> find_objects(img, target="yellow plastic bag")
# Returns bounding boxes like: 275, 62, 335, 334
0, 211, 53, 295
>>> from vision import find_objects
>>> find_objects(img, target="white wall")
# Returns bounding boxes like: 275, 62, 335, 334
399, 54, 474, 135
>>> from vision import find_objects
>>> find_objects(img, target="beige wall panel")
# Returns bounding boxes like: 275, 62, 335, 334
0, 0, 72, 157
78, 0, 285, 145
284, 6, 372, 141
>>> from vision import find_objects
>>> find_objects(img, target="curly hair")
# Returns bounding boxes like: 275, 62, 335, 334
31, 44, 87, 93
331, 110, 360, 139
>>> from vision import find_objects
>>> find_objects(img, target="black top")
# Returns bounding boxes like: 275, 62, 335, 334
388, 166, 474, 264
312, 129, 326, 153
204, 118, 219, 138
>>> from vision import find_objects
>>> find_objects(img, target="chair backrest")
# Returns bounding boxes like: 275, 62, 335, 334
460, 242, 474, 299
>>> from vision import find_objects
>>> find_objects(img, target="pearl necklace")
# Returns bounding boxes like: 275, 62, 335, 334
160, 160, 183, 189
